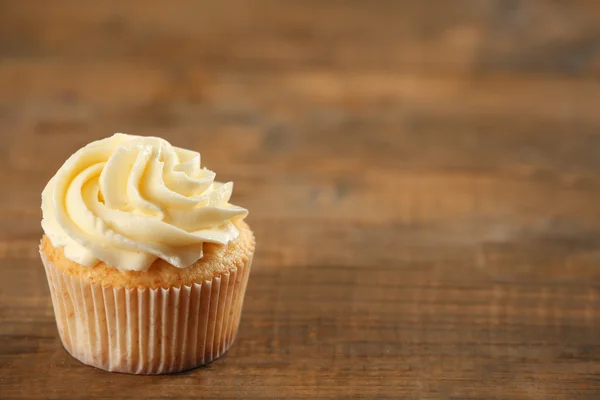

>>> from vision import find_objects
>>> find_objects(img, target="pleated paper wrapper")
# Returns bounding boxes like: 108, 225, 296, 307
41, 251, 252, 374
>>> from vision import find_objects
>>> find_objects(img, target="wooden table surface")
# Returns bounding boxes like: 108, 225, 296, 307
2, 1, 600, 399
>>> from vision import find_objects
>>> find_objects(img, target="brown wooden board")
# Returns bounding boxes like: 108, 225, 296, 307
1, 1, 600, 399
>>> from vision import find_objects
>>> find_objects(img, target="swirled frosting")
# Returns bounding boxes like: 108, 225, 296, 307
41, 133, 248, 271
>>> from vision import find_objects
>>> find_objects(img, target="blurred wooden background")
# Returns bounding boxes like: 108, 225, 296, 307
2, 1, 600, 399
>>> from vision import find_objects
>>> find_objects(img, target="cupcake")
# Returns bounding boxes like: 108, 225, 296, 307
40, 133, 254, 374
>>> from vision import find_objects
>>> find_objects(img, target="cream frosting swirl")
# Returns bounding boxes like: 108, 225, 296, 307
41, 133, 248, 271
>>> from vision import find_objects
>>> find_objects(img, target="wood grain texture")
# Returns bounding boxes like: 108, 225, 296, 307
1, 1, 600, 399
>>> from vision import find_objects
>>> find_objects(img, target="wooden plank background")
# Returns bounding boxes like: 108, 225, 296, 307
1, 1, 600, 398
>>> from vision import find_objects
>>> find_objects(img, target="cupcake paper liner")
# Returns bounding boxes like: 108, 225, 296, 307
41, 251, 252, 374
